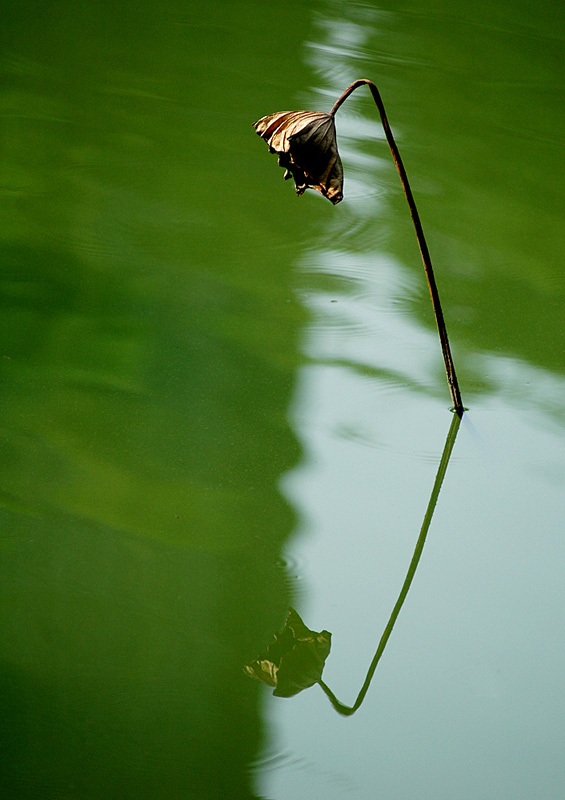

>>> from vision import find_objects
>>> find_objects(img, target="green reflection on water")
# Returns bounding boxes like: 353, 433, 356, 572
0, 0, 315, 796
346, 0, 564, 386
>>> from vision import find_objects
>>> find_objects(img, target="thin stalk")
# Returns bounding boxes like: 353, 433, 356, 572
330, 79, 464, 416
318, 411, 462, 715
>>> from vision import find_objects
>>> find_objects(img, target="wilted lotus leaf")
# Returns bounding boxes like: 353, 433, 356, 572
244, 608, 332, 697
253, 110, 343, 204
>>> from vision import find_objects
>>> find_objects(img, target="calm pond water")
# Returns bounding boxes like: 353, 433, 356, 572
1, 0, 564, 798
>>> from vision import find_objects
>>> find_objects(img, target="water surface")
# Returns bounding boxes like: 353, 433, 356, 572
1, 1, 564, 798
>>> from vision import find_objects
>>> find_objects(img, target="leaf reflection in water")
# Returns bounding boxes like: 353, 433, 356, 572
244, 608, 331, 698
244, 412, 461, 715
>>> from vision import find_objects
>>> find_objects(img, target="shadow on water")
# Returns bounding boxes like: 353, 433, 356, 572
0, 236, 303, 799
245, 411, 461, 715
0, 0, 313, 787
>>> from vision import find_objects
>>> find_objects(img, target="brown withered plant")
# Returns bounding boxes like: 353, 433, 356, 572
254, 79, 464, 416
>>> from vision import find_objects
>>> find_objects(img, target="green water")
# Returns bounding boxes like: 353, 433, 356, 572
1, 1, 564, 798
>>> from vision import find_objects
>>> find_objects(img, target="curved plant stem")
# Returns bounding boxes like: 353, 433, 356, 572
317, 411, 462, 715
330, 79, 464, 416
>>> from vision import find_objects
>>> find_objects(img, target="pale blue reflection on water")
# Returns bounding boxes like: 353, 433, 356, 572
253, 2, 565, 799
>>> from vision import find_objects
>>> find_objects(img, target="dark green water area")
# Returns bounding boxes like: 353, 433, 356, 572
1, 1, 564, 798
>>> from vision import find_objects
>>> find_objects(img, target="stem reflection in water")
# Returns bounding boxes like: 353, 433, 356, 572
318, 412, 461, 715
245, 413, 461, 716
